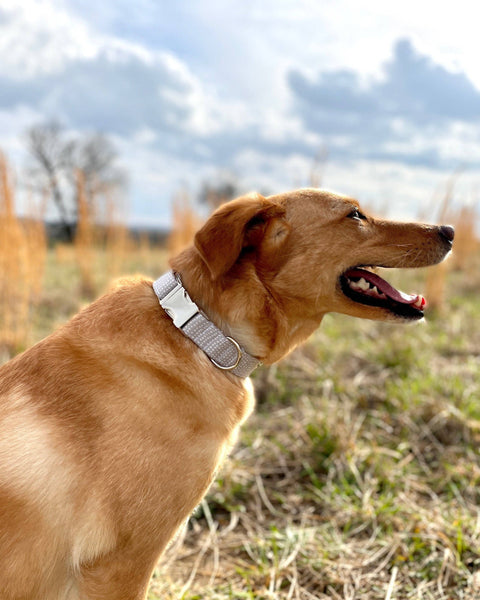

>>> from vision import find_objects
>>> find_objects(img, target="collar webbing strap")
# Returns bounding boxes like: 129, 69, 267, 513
152, 271, 260, 378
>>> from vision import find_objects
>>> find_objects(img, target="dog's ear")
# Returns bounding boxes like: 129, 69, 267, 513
194, 193, 288, 280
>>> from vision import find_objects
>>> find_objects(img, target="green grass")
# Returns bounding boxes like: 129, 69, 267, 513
2, 248, 480, 599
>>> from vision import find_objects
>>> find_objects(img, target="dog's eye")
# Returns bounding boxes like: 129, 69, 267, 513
347, 208, 366, 221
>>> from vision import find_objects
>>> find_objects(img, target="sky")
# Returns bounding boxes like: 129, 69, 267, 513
0, 0, 479, 226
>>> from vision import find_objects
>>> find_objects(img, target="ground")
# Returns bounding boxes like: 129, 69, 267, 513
2, 248, 480, 600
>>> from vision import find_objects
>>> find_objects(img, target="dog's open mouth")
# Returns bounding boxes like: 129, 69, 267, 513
340, 267, 426, 319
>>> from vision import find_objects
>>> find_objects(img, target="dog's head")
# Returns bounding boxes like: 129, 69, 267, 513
172, 189, 453, 363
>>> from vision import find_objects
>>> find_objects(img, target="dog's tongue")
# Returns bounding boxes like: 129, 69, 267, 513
345, 269, 426, 307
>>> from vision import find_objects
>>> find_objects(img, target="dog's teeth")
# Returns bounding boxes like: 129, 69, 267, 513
347, 277, 373, 293
357, 278, 370, 291
371, 286, 379, 295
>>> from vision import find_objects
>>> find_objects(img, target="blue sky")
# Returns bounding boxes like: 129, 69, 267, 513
0, 0, 479, 225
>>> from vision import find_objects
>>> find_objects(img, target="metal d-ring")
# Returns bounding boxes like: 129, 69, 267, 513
211, 336, 242, 371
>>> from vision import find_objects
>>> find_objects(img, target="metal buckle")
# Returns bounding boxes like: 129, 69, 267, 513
211, 337, 242, 371
159, 282, 199, 328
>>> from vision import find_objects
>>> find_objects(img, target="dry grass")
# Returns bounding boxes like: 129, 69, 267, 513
426, 207, 478, 313
0, 156, 156, 353
0, 153, 46, 354
105, 194, 132, 279
424, 174, 479, 313
75, 169, 96, 298
450, 205, 479, 271
168, 190, 203, 258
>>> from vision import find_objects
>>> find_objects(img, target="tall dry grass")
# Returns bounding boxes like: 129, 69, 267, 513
0, 153, 46, 354
309, 146, 328, 188
105, 194, 131, 279
56, 174, 133, 288
75, 170, 96, 297
450, 204, 479, 271
167, 190, 203, 258
75, 171, 136, 295
24, 192, 48, 297
424, 177, 479, 312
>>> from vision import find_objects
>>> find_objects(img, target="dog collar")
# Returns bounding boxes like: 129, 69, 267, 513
152, 271, 261, 378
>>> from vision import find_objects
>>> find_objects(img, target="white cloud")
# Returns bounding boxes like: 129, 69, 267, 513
288, 39, 480, 171
0, 0, 479, 225
0, 0, 99, 77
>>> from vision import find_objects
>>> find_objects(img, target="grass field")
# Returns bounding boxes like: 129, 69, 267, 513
1, 241, 479, 600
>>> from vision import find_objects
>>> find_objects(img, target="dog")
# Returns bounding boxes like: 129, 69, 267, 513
0, 188, 453, 599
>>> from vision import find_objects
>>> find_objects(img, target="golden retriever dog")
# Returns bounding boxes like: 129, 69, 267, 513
0, 189, 453, 599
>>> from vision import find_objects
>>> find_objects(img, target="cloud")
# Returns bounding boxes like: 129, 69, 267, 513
287, 39, 480, 168
5, 3, 476, 178
0, 1, 100, 78
0, 1, 222, 153
0, 46, 317, 170
0, 49, 195, 135
1, 3, 479, 224
381, 39, 480, 122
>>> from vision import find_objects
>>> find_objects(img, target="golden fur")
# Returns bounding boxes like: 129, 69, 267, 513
0, 189, 453, 599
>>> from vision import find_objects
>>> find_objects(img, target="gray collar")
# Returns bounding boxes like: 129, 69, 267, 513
152, 271, 261, 378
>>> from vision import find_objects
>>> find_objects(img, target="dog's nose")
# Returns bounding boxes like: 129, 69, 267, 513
439, 225, 455, 244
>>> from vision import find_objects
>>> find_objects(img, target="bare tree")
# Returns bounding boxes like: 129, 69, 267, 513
26, 121, 125, 241
70, 133, 126, 204
26, 122, 74, 239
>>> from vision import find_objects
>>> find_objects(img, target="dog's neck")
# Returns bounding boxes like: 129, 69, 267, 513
153, 271, 260, 377
170, 249, 324, 366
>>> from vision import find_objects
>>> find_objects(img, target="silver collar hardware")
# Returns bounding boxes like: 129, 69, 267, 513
210, 336, 242, 371
152, 271, 260, 378
159, 278, 199, 328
